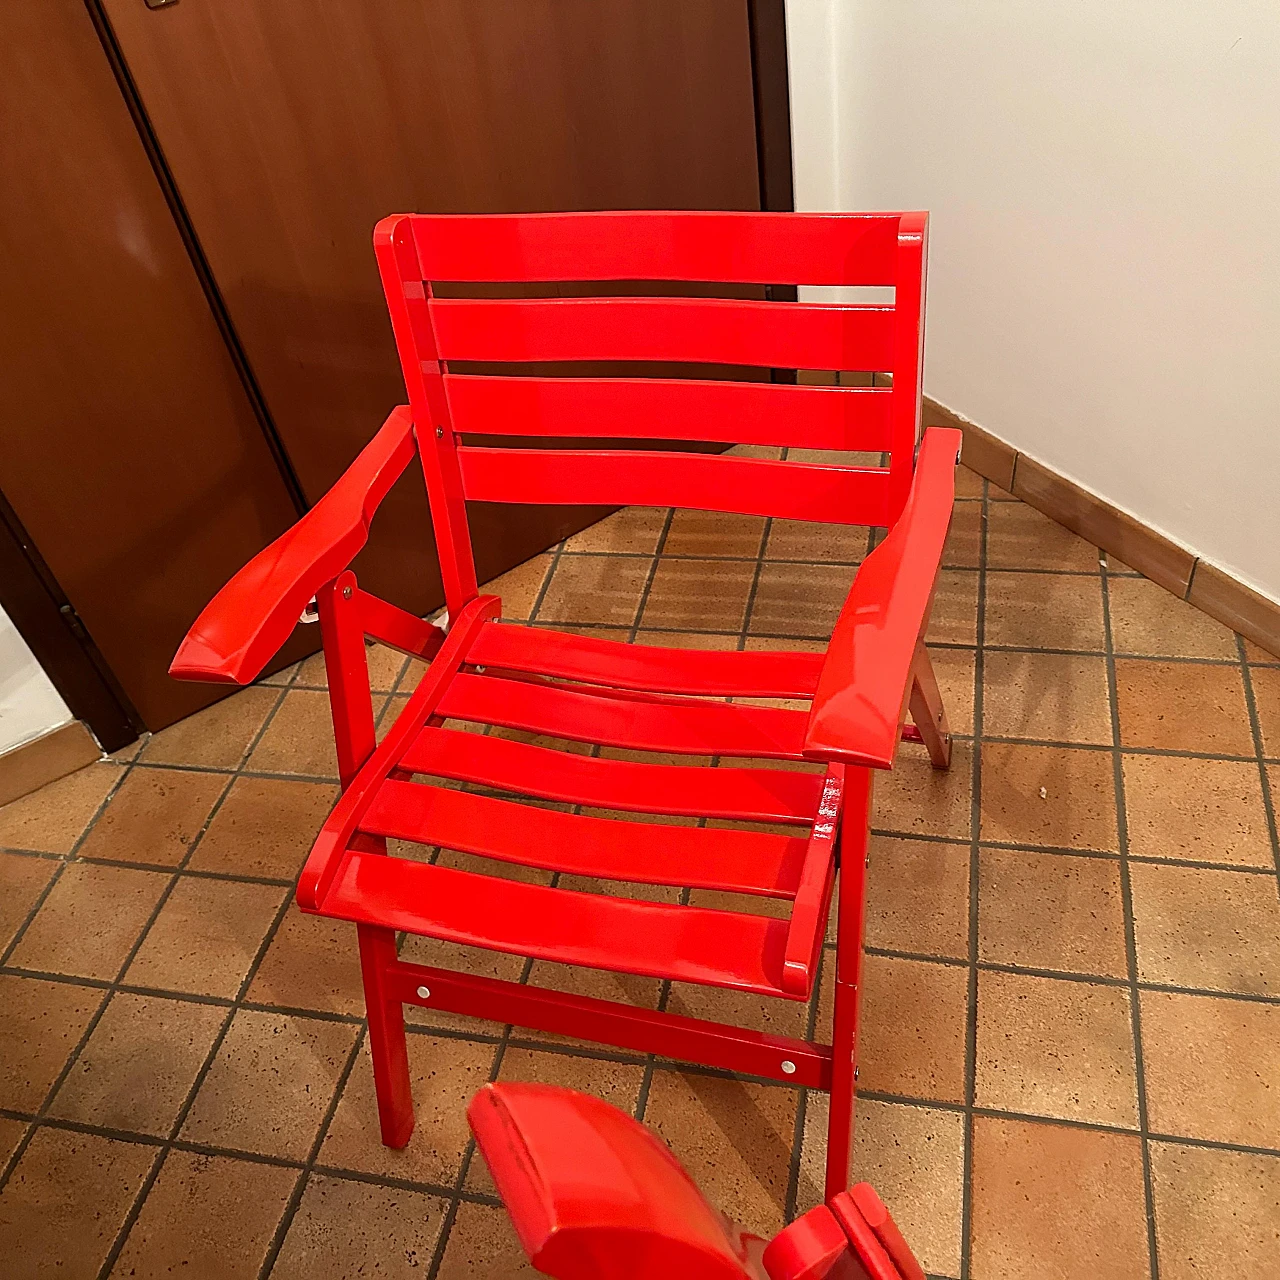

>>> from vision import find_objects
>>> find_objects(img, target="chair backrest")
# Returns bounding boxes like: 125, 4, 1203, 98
374, 210, 928, 619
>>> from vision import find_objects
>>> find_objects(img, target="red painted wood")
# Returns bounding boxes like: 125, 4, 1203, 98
781, 767, 845, 996
318, 850, 802, 998
804, 428, 962, 769
389, 963, 830, 1088
438, 672, 810, 759
444, 374, 894, 452
764, 1206, 873, 1280
887, 213, 929, 521
466, 621, 824, 699
458, 448, 891, 527
431, 296, 894, 371
848, 1186, 926, 1280
828, 1196, 901, 1280
411, 211, 902, 286
358, 923, 414, 1148
317, 572, 378, 790
356, 589, 445, 660
359, 779, 810, 898
169, 405, 416, 685
399, 727, 823, 824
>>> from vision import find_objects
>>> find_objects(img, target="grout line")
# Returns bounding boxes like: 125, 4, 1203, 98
1236, 636, 1280, 889
1099, 556, 1162, 1280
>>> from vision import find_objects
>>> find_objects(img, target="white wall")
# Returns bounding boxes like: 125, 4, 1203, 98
787, 0, 1280, 602
0, 604, 72, 755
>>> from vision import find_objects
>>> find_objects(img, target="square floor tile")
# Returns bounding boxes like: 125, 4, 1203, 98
969, 1116, 1150, 1280
181, 1009, 359, 1160
9, 862, 169, 982
979, 848, 1128, 978
435, 1200, 539, 1279
484, 553, 556, 622
984, 572, 1105, 651
663, 509, 766, 558
0, 1117, 27, 1167
293, 640, 407, 693
929, 644, 976, 737
644, 557, 757, 632
1141, 990, 1280, 1147
1249, 665, 1280, 756
825, 955, 968, 1104
865, 835, 970, 960
0, 852, 56, 950
536, 554, 651, 627
925, 570, 980, 646
78, 768, 226, 867
797, 1095, 965, 1278
247, 909, 365, 1016
981, 742, 1119, 851
0, 975, 104, 1111
749, 561, 859, 638
140, 686, 280, 770
0, 1127, 156, 1278
942, 501, 984, 569
874, 742, 974, 840
1115, 659, 1253, 754
247, 688, 343, 779
319, 1033, 497, 1186
1121, 755, 1273, 866
955, 464, 985, 498
975, 970, 1138, 1126
187, 776, 339, 880
0, 762, 123, 856
985, 504, 1099, 571
764, 519, 870, 563
1149, 1141, 1280, 1280
562, 507, 666, 555
271, 1173, 448, 1280
1108, 576, 1239, 659
401, 935, 522, 1037
112, 1148, 298, 1278
124, 876, 287, 998
49, 992, 225, 1136
1130, 862, 1280, 996
642, 1068, 797, 1239
982, 650, 1113, 744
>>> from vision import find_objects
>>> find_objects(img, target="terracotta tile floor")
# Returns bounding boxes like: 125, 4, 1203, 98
2, 466, 1279, 1278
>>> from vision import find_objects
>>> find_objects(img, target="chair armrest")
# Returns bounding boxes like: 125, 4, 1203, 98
803, 427, 963, 769
170, 406, 418, 685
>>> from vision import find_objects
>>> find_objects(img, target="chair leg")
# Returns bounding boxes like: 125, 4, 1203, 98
358, 922, 415, 1148
824, 973, 861, 1199
908, 640, 951, 770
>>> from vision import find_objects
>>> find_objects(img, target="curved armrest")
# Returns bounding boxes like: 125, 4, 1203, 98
804, 426, 963, 768
170, 406, 418, 685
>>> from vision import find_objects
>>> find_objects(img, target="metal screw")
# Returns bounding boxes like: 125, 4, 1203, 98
781, 1060, 796, 1075
342, 585, 352, 600
416, 985, 431, 1000
436, 426, 444, 438
854, 1066, 859, 1081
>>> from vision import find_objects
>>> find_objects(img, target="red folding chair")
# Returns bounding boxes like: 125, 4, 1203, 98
172, 211, 960, 1200
469, 1081, 927, 1280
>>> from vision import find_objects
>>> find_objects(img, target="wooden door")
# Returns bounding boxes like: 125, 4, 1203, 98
0, 0, 309, 732
102, 0, 765, 611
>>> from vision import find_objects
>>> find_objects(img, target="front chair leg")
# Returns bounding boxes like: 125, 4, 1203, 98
908, 640, 951, 770
358, 923, 415, 1148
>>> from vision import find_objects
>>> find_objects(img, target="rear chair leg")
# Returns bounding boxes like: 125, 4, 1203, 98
825, 973, 861, 1199
358, 923, 415, 1148
908, 640, 951, 770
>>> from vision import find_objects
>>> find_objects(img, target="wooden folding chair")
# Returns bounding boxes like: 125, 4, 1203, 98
172, 211, 960, 1200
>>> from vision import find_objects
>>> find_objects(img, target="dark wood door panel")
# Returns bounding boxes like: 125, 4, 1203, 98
103, 0, 762, 615
0, 0, 306, 731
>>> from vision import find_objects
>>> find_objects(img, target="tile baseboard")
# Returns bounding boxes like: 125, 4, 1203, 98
0, 720, 103, 808
923, 396, 1280, 659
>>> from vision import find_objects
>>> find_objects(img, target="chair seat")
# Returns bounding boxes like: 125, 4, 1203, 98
304, 619, 842, 999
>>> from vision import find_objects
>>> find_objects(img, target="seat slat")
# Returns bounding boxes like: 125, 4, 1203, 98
316, 851, 799, 998
457, 448, 891, 527
400, 727, 823, 824
437, 673, 809, 759
359, 780, 808, 898
443, 375, 894, 453
412, 211, 901, 287
466, 622, 824, 699
429, 297, 895, 371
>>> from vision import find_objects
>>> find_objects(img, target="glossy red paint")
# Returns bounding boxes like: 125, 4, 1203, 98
170, 211, 958, 1198
467, 1081, 925, 1280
